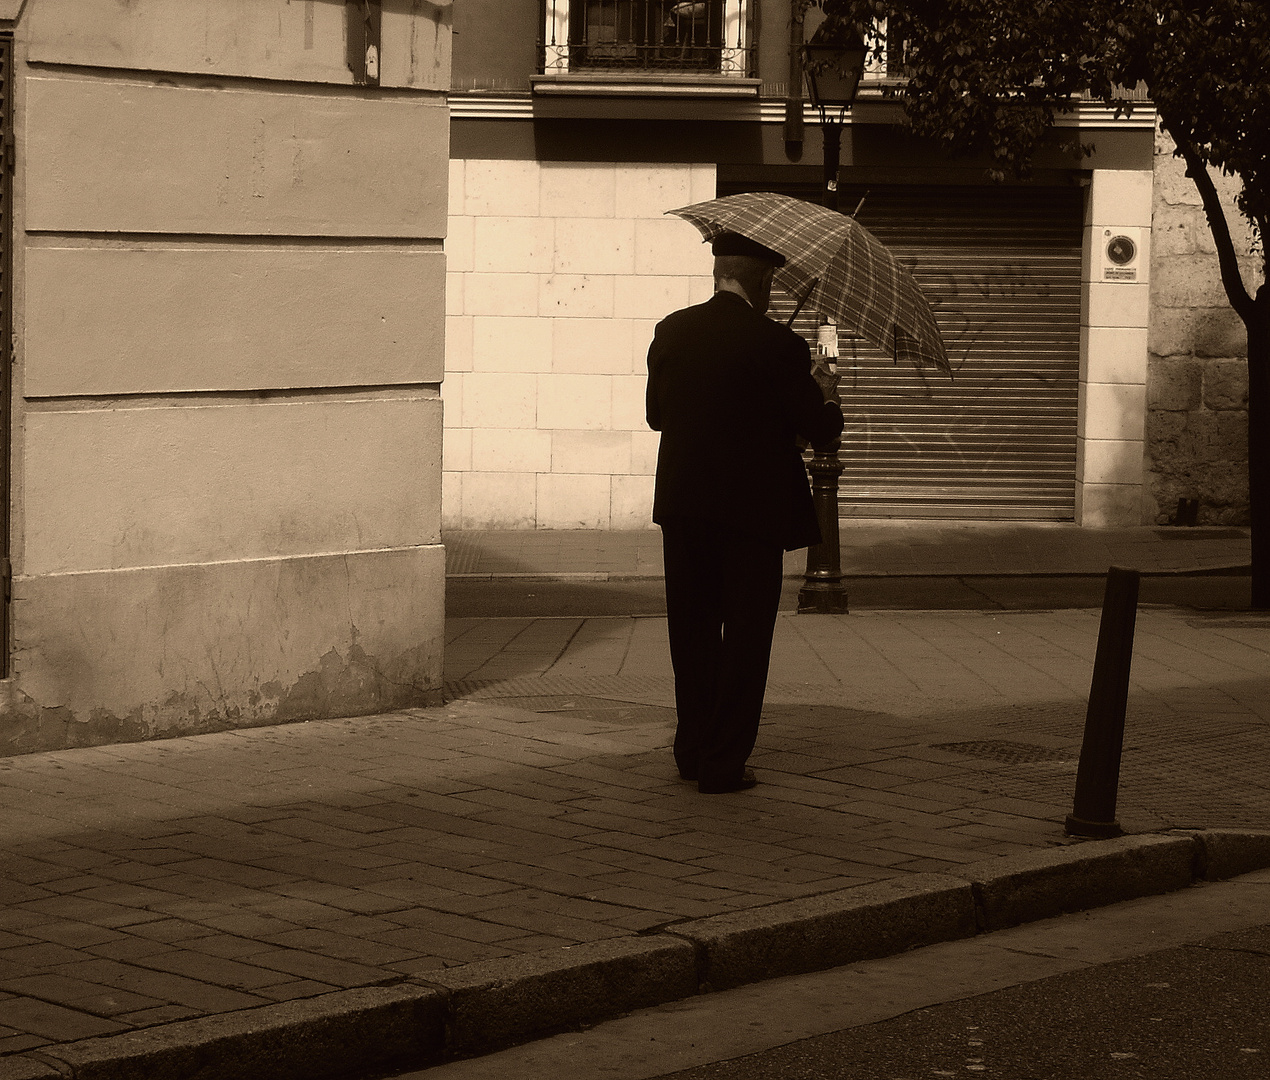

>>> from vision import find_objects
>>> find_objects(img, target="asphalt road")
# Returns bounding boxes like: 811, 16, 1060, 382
448, 572, 1253, 618
405, 872, 1270, 1080
650, 929, 1270, 1079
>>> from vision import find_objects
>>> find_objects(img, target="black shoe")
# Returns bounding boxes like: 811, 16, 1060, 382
698, 769, 757, 794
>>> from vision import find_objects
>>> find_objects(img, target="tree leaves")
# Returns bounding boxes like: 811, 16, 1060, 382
824, 0, 1268, 266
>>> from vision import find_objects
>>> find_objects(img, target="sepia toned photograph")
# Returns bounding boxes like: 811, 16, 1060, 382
0, 2, 1265, 1078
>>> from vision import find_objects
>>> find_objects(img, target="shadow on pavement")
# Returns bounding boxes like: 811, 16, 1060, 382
447, 573, 1253, 619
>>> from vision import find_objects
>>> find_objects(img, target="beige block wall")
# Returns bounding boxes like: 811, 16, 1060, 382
1075, 168, 1154, 527
444, 159, 715, 530
4, 1, 451, 754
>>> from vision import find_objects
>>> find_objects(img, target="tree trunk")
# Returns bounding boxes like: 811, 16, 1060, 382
1250, 287, 1270, 609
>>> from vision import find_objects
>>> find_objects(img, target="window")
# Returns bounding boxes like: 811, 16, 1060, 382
542, 0, 752, 76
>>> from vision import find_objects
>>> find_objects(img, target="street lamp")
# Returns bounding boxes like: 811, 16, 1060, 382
796, 27, 866, 614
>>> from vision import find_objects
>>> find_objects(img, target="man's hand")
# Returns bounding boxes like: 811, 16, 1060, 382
811, 355, 840, 405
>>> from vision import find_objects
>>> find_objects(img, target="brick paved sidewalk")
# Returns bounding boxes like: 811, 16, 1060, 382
1, 608, 1267, 1066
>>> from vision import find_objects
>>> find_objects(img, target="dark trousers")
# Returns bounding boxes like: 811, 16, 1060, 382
660, 520, 784, 789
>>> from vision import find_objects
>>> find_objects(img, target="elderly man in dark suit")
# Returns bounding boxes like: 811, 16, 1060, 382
646, 232, 844, 794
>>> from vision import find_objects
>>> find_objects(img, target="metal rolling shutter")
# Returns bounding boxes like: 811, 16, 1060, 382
733, 182, 1084, 520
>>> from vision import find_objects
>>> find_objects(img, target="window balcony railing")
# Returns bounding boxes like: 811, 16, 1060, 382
541, 0, 753, 77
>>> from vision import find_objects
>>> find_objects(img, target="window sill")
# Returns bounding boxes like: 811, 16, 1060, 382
531, 74, 761, 98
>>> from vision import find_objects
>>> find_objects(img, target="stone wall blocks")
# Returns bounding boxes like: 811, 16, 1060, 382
1075, 438, 1144, 486
473, 217, 554, 274
1151, 258, 1228, 308
472, 429, 553, 474
24, 399, 443, 575
1079, 382, 1147, 443
1146, 357, 1203, 411
1203, 359, 1250, 411
27, 75, 449, 237
1085, 169, 1154, 229
552, 430, 632, 475
460, 372, 538, 429
446, 273, 465, 317
442, 471, 463, 529
446, 215, 475, 273
1080, 325, 1149, 384
553, 318, 636, 375
1146, 307, 1201, 359
464, 273, 540, 318
537, 374, 613, 431
443, 428, 473, 473
446, 316, 474, 373
462, 472, 537, 529
611, 475, 656, 528
471, 316, 553, 373
12, 547, 446, 747
614, 164, 695, 219
463, 159, 541, 217
26, 246, 447, 395
615, 276, 693, 320
449, 159, 466, 217
555, 219, 637, 276
611, 375, 651, 430
1086, 282, 1150, 328
634, 217, 713, 277
536, 474, 612, 529
540, 163, 618, 218
630, 429, 661, 474
689, 164, 718, 204
540, 275, 616, 319
1194, 309, 1249, 359
1074, 482, 1148, 527
1146, 409, 1248, 463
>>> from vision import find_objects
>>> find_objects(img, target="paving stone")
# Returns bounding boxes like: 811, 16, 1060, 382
0, 994, 128, 1040
1, 590, 1266, 1074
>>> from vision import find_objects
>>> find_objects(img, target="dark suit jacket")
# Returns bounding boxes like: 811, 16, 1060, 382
646, 290, 845, 551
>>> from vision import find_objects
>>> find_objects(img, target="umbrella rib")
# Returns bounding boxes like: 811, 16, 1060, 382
785, 277, 820, 327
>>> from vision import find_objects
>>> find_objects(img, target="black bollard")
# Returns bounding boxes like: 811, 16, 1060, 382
1065, 566, 1141, 838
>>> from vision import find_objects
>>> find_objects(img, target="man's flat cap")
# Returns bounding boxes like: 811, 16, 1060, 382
710, 231, 786, 266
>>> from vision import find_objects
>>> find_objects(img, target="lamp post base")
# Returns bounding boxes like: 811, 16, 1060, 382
797, 577, 849, 614
1064, 814, 1124, 838
800, 439, 848, 614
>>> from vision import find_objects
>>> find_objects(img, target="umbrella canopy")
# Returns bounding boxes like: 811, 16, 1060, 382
668, 190, 951, 375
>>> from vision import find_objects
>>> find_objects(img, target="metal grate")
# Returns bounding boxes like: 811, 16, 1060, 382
745, 183, 1084, 521
931, 739, 1077, 764
541, 0, 752, 75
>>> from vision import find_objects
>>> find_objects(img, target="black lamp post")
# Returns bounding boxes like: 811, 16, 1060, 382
796, 29, 866, 614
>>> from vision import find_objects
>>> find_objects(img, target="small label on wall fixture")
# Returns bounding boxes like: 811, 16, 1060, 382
1100, 228, 1142, 282
366, 44, 379, 81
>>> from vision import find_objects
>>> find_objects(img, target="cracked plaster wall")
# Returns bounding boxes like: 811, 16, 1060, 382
3, 0, 451, 754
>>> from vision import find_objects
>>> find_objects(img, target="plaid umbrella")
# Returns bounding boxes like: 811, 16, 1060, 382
668, 191, 951, 375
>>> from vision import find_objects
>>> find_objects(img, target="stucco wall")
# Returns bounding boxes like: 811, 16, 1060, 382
1146, 126, 1262, 525
443, 159, 714, 529
3, 0, 451, 754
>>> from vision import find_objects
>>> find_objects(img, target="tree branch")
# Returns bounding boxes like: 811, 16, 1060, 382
1167, 123, 1257, 323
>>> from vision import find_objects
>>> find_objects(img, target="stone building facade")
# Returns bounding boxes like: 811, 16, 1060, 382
443, 0, 1176, 532
1146, 129, 1261, 525
1, 0, 451, 754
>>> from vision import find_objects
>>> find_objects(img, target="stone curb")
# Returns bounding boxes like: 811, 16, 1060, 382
445, 565, 1253, 583
6, 830, 1268, 1080
668, 872, 977, 991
